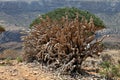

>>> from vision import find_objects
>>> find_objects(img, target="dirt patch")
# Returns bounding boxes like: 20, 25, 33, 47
0, 60, 60, 80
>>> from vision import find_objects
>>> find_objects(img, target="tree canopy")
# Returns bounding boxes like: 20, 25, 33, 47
30, 7, 105, 28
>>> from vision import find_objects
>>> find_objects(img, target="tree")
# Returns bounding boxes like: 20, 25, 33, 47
22, 12, 105, 74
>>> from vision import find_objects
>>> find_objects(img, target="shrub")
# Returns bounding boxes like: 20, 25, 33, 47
100, 53, 120, 79
0, 25, 5, 32
16, 56, 23, 63
22, 13, 105, 74
30, 7, 105, 29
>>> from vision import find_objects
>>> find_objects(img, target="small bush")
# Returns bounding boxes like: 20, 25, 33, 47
0, 25, 5, 32
22, 13, 105, 74
16, 56, 23, 63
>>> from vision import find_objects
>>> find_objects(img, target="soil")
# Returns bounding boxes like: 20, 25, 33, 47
0, 50, 120, 80
0, 59, 102, 80
0, 60, 60, 80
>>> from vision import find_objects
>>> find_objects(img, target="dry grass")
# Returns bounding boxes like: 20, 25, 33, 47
101, 50, 120, 64
0, 49, 22, 60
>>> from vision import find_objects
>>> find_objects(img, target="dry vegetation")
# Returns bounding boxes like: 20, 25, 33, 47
22, 13, 105, 74
0, 49, 22, 60
99, 50, 120, 80
0, 25, 5, 33
0, 50, 120, 80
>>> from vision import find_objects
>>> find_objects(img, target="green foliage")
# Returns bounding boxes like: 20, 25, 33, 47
5, 57, 11, 62
100, 61, 111, 69
99, 61, 120, 79
16, 56, 23, 63
30, 7, 105, 28
0, 25, 5, 32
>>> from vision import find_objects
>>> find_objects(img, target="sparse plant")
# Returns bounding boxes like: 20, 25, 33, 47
22, 9, 105, 74
5, 57, 11, 62
4, 57, 12, 65
16, 56, 23, 63
99, 61, 120, 80
0, 25, 5, 33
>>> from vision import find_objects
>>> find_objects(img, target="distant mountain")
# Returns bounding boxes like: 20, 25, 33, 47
0, 42, 22, 52
0, 30, 24, 52
0, 0, 120, 52
0, 0, 120, 14
0, 0, 120, 28
0, 30, 23, 43
96, 13, 120, 29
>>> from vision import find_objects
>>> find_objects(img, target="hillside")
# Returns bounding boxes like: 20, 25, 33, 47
0, 30, 24, 53
96, 13, 120, 29
0, 0, 120, 28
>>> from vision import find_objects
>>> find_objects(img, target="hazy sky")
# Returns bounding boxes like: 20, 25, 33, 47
0, 0, 120, 2
0, 0, 39, 2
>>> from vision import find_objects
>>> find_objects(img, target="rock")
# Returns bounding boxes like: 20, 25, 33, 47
10, 69, 18, 76
32, 71, 39, 75
27, 63, 36, 68
0, 71, 4, 74
11, 72, 18, 76
25, 75, 29, 77
0, 61, 6, 65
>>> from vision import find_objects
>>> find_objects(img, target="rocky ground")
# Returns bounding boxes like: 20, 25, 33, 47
0, 60, 60, 80
0, 60, 103, 80
0, 50, 120, 80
